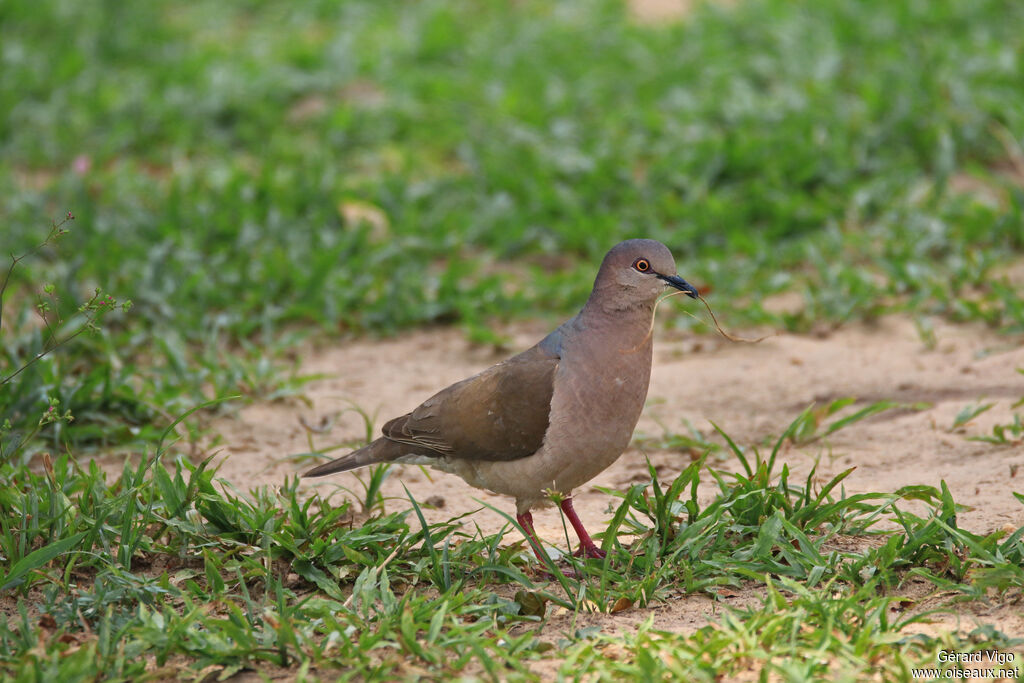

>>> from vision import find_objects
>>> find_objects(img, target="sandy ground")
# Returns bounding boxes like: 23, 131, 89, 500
216, 315, 1024, 538
205, 311, 1024, 660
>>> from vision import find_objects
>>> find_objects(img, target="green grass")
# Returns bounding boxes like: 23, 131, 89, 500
1, 408, 1022, 680
560, 582, 1020, 681
953, 372, 1024, 445
2, 0, 1024, 679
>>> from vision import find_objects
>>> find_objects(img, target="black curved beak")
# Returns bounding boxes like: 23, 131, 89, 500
656, 273, 699, 299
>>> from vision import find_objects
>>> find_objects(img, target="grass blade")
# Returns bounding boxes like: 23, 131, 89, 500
1, 531, 87, 591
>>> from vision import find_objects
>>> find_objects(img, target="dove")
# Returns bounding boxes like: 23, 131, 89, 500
305, 239, 698, 563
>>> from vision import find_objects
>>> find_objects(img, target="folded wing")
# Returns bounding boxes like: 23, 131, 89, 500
382, 344, 558, 462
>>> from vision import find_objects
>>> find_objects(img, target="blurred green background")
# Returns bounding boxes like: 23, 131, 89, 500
2, 0, 1023, 454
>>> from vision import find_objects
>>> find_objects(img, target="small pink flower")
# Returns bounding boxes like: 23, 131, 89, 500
72, 155, 91, 175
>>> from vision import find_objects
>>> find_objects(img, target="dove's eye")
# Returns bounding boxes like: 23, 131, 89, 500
633, 258, 650, 272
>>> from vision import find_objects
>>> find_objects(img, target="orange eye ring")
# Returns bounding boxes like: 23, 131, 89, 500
633, 258, 650, 272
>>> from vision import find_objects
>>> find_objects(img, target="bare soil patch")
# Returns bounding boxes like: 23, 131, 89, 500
628, 0, 737, 23
208, 313, 1024, 644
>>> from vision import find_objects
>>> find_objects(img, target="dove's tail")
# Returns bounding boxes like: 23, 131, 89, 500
303, 437, 406, 477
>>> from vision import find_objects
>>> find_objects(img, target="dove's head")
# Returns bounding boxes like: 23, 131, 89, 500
587, 239, 698, 312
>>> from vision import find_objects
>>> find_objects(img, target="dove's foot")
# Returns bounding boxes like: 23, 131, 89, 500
572, 543, 606, 559
559, 497, 606, 560
516, 511, 549, 564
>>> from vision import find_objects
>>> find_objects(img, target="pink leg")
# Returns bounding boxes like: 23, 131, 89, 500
560, 497, 606, 559
516, 511, 550, 564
